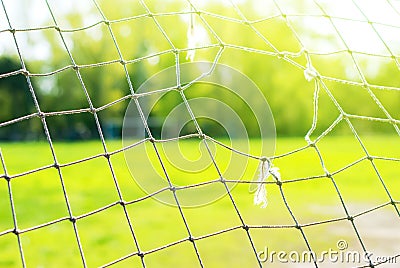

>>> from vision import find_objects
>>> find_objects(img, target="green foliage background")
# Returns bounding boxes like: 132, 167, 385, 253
0, 0, 399, 140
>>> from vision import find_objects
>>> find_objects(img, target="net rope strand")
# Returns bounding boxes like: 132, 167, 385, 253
0, 0, 399, 267
0, 149, 26, 267
272, 2, 372, 267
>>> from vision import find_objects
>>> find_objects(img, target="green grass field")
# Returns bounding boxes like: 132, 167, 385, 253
0, 136, 399, 267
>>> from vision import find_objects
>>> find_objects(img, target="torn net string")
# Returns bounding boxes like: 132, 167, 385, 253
0, 0, 398, 267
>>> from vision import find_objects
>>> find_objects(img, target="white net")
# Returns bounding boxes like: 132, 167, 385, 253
0, 0, 399, 267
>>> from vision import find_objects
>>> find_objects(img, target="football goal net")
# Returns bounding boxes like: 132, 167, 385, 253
0, 0, 399, 267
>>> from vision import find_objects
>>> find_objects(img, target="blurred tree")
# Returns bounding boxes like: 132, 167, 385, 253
0, 57, 36, 140
2, 0, 397, 140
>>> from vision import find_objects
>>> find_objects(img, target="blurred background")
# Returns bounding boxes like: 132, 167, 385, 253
1, 0, 399, 141
0, 1, 400, 267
